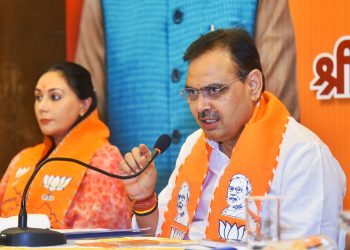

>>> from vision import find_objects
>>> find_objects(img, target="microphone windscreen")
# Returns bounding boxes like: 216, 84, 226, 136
154, 134, 172, 154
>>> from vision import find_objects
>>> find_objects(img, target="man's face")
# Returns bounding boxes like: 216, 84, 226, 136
186, 48, 254, 146
227, 178, 247, 206
177, 186, 189, 214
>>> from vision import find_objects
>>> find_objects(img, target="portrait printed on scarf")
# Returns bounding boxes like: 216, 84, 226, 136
175, 182, 190, 226
221, 174, 252, 219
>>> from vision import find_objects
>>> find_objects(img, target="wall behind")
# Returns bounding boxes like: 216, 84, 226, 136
290, 0, 350, 208
0, 0, 65, 176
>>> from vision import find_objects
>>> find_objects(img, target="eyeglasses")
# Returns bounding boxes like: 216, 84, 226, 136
180, 77, 244, 101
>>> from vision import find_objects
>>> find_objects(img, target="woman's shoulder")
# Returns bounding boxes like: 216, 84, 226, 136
7, 147, 33, 169
89, 143, 123, 173
92, 143, 123, 159
0, 147, 32, 198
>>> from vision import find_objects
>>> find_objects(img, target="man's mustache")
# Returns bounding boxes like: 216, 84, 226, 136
198, 110, 219, 119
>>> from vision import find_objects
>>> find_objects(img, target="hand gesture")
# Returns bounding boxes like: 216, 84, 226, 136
120, 144, 157, 201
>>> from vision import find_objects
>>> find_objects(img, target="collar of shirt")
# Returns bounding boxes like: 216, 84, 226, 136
207, 138, 231, 176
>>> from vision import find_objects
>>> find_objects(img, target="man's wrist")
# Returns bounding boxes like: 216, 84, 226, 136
130, 192, 158, 216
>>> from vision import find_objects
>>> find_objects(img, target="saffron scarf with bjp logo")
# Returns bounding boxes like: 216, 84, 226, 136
0, 110, 109, 228
159, 92, 290, 241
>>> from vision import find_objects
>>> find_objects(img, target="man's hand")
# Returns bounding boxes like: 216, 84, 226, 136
120, 144, 157, 201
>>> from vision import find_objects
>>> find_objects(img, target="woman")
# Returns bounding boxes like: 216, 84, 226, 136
0, 62, 131, 229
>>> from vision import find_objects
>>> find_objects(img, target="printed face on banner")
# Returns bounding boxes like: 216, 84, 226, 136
175, 182, 190, 226
221, 174, 252, 220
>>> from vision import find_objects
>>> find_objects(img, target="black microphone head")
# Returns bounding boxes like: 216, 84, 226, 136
154, 134, 172, 154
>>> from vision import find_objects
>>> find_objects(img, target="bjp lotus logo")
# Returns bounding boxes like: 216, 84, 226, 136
311, 36, 350, 99
15, 167, 30, 179
41, 175, 72, 201
169, 227, 186, 240
218, 220, 246, 241
11, 167, 31, 187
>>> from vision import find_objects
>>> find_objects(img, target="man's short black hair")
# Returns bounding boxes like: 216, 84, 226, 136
183, 28, 265, 92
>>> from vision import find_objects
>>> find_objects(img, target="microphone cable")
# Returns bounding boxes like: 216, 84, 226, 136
19, 134, 172, 228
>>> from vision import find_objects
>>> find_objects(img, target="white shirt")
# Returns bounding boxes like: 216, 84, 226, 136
134, 118, 346, 245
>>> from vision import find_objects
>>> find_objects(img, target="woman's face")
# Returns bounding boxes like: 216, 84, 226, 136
34, 71, 85, 145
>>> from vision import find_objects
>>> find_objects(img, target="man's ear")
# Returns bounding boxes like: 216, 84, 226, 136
246, 69, 263, 102
80, 97, 92, 116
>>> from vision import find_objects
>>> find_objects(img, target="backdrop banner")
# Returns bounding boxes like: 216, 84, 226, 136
290, 0, 350, 208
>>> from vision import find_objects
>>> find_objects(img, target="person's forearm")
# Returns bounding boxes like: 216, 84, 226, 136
135, 208, 159, 235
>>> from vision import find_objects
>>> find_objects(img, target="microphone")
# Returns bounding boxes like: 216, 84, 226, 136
0, 134, 171, 247
141, 133, 172, 174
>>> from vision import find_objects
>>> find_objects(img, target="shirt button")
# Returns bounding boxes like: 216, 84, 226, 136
173, 9, 183, 24
171, 69, 181, 83
171, 129, 182, 144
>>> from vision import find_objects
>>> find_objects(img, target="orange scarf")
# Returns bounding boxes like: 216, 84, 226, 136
0, 110, 109, 228
159, 92, 289, 241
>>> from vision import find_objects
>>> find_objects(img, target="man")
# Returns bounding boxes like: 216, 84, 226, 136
74, 0, 299, 193
120, 29, 345, 244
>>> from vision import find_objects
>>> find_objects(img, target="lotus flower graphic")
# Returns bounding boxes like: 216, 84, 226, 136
43, 175, 72, 192
170, 227, 186, 240
41, 175, 72, 201
218, 220, 246, 241
15, 167, 30, 179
